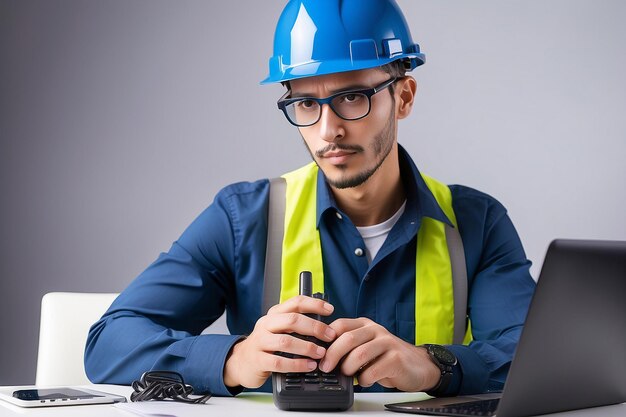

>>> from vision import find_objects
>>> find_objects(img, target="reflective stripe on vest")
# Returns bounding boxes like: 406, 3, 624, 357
264, 162, 472, 346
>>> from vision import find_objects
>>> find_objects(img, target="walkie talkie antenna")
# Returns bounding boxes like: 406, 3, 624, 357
299, 271, 312, 297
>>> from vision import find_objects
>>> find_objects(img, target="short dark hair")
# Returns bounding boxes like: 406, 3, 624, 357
379, 60, 408, 96
379, 60, 408, 79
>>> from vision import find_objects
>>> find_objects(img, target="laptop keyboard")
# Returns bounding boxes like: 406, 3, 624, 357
421, 398, 500, 416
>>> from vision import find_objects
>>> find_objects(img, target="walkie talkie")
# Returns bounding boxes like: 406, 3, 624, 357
272, 271, 354, 411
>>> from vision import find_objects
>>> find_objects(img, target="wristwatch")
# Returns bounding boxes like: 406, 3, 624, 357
421, 344, 458, 397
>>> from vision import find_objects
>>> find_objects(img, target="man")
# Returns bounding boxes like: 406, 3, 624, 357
85, 0, 535, 398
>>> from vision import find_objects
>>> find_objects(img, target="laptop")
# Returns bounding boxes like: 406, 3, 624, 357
385, 239, 626, 417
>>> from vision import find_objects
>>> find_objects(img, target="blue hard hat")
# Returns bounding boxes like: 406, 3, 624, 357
261, 0, 425, 85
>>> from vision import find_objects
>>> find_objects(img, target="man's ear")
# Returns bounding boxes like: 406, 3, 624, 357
396, 76, 417, 120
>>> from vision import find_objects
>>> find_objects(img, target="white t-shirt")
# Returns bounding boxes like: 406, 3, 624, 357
355, 200, 407, 264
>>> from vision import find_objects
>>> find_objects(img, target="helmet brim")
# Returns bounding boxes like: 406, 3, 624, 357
260, 53, 425, 85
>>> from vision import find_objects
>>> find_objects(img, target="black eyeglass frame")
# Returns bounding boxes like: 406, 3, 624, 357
277, 77, 399, 127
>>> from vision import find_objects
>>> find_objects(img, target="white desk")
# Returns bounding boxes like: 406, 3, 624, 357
0, 385, 624, 417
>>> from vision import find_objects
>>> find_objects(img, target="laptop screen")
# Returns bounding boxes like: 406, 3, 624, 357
386, 239, 626, 417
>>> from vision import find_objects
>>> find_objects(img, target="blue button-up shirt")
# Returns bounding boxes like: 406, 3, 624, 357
85, 146, 535, 397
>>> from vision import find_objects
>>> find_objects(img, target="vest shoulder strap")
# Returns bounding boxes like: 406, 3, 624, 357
262, 177, 286, 315
446, 222, 469, 344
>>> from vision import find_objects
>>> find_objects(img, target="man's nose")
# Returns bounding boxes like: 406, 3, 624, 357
318, 104, 345, 143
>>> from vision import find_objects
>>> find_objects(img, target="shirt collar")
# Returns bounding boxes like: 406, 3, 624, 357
315, 144, 453, 228
398, 145, 453, 227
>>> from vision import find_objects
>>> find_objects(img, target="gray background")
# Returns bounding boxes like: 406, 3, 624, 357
1, 0, 624, 385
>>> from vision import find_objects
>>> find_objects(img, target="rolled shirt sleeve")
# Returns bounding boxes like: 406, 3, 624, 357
85, 185, 252, 396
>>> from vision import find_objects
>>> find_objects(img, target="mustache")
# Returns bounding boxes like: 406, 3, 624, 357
315, 143, 364, 158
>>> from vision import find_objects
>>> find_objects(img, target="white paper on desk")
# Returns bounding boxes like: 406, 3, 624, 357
114, 401, 183, 417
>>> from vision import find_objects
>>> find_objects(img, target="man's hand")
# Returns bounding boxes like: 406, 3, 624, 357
318, 318, 441, 392
223, 296, 336, 389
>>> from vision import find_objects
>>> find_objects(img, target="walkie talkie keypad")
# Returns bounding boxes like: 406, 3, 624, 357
271, 271, 354, 411
283, 369, 345, 391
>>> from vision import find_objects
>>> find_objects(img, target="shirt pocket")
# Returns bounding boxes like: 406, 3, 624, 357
396, 302, 415, 344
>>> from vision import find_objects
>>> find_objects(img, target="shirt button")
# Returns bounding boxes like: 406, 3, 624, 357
335, 212, 343, 220
354, 248, 364, 257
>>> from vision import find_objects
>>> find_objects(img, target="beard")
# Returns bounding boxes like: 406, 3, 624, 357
303, 105, 396, 189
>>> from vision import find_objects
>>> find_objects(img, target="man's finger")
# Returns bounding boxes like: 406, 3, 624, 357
356, 351, 401, 388
260, 332, 327, 359
338, 339, 388, 376
319, 324, 377, 373
263, 312, 336, 342
260, 352, 319, 374
328, 317, 372, 335
267, 295, 334, 316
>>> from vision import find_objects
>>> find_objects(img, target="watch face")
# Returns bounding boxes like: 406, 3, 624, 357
430, 345, 457, 366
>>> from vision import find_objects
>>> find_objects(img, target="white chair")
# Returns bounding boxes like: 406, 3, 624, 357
35, 292, 119, 386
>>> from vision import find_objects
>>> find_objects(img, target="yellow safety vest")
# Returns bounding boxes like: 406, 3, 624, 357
271, 162, 472, 346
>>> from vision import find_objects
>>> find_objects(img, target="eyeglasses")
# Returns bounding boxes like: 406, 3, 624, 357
277, 77, 398, 127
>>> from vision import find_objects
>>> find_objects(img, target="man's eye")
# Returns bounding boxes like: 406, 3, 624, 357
297, 100, 316, 109
341, 94, 361, 103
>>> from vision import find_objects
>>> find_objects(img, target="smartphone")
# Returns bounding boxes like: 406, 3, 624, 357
272, 271, 354, 411
0, 387, 127, 408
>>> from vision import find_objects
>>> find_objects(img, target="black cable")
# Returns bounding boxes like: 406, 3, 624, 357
130, 371, 211, 404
